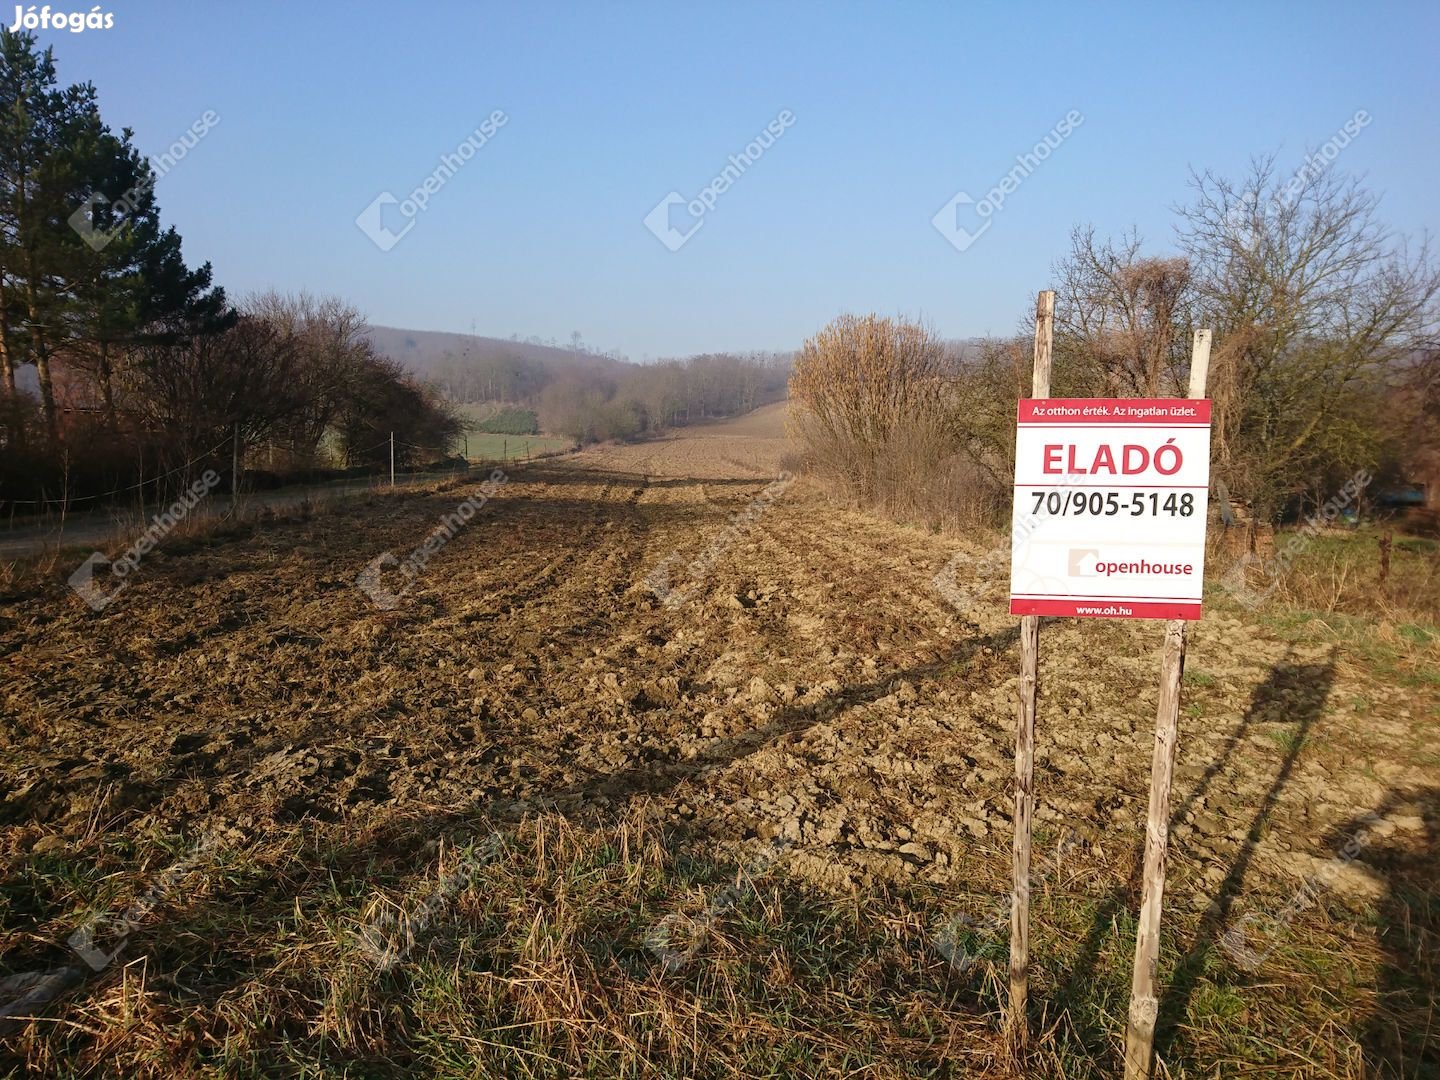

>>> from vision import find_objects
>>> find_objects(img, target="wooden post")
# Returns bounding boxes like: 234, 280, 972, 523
1123, 328, 1211, 1080
389, 432, 395, 488
1009, 289, 1054, 1040
231, 424, 240, 510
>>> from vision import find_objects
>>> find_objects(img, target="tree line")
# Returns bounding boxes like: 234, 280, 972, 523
536, 351, 791, 444
0, 31, 458, 514
790, 157, 1439, 536
431, 344, 791, 445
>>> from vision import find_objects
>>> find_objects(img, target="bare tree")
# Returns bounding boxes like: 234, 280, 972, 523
1053, 226, 1193, 396
1178, 157, 1440, 518
130, 316, 305, 480
246, 291, 372, 467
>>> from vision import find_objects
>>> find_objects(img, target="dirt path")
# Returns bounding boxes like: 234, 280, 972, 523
0, 469, 473, 559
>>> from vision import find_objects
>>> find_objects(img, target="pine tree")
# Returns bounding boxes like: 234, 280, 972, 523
0, 29, 234, 437
0, 29, 116, 435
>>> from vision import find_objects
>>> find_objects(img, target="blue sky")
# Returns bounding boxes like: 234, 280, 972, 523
38, 0, 1440, 359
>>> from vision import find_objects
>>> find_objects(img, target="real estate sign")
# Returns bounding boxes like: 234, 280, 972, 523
1009, 398, 1212, 620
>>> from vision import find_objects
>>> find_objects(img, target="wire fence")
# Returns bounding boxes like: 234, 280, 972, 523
0, 435, 236, 509
0, 416, 586, 525
0, 431, 556, 528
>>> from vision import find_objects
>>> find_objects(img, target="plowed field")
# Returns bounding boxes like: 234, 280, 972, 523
2, 403, 1435, 1078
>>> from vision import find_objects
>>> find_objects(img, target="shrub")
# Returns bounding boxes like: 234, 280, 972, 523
789, 314, 1004, 530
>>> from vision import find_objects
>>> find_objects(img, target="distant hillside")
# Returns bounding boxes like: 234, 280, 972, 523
364, 325, 634, 383
366, 325, 988, 385
12, 330, 976, 402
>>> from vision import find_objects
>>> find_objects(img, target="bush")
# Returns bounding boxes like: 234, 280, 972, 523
789, 314, 1003, 530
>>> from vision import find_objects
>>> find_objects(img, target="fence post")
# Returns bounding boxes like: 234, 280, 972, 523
1009, 288, 1054, 1042
389, 432, 395, 488
1123, 328, 1212, 1079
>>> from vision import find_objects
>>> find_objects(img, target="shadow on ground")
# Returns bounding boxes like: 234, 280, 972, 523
1351, 786, 1439, 1078
1054, 649, 1339, 1071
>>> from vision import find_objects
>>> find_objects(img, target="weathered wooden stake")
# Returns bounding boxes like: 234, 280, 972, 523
1123, 327, 1211, 1079
1009, 289, 1054, 1040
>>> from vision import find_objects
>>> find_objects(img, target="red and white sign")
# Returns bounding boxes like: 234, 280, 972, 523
1009, 398, 1211, 620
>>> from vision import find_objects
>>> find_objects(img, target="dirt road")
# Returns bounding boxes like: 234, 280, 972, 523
0, 468, 474, 560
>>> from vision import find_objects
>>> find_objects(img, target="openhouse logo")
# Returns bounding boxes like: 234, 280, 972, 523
68, 470, 222, 612
356, 111, 508, 252
69, 110, 220, 252
644, 109, 795, 252
1068, 550, 1194, 577
932, 109, 1083, 253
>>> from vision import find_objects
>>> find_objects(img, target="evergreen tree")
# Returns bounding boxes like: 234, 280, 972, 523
0, 29, 234, 437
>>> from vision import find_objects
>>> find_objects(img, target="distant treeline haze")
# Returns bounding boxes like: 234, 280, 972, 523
430, 348, 792, 445
0, 29, 793, 514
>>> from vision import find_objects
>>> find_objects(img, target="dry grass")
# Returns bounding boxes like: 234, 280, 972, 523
1214, 525, 1440, 636
2, 797, 1433, 1078
0, 808, 1015, 1078
0, 467, 495, 597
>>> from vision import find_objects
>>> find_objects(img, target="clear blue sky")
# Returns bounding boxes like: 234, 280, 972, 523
42, 0, 1440, 360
